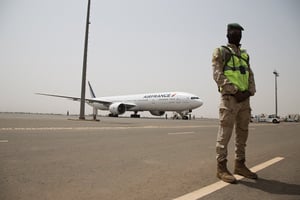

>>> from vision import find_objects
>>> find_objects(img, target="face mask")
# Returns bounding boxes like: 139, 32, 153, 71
227, 31, 242, 46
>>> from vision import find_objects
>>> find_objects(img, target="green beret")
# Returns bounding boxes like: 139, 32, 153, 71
227, 23, 244, 31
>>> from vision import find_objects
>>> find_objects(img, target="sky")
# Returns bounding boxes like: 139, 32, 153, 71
1, 0, 300, 118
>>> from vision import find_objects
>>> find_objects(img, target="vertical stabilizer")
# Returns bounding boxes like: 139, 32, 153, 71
88, 81, 96, 98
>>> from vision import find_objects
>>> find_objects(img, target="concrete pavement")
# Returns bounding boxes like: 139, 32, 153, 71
0, 114, 299, 200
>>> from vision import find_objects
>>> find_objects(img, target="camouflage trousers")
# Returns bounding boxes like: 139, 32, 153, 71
216, 95, 251, 162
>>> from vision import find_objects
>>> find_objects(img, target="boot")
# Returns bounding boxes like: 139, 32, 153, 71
217, 159, 237, 183
234, 159, 258, 179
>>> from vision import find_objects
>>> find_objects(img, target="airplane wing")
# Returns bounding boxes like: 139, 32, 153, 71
36, 93, 137, 109
36, 93, 111, 104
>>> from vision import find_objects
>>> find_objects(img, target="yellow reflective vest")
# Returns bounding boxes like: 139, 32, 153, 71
221, 46, 250, 92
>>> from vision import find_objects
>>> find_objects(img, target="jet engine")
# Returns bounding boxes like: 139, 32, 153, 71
149, 111, 165, 116
109, 102, 126, 115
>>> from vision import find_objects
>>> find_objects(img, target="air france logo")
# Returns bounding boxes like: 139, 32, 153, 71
144, 93, 176, 98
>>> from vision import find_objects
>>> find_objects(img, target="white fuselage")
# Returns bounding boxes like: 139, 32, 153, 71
36, 89, 203, 118
88, 92, 203, 112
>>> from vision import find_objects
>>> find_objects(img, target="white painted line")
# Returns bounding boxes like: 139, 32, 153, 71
0, 140, 8, 143
168, 131, 195, 135
245, 156, 284, 173
0, 127, 133, 131
173, 157, 284, 200
0, 125, 218, 132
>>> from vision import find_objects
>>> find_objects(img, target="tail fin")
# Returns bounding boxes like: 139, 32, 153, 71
88, 81, 96, 98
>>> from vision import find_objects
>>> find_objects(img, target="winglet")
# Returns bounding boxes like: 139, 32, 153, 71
88, 81, 96, 98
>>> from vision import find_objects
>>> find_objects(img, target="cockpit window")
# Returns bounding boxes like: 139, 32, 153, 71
191, 97, 199, 100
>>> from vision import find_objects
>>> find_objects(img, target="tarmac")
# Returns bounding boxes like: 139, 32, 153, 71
0, 113, 299, 200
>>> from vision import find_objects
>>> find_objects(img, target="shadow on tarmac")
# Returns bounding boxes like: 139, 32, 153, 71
239, 178, 300, 196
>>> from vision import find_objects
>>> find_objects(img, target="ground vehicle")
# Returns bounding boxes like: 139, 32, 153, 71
285, 114, 299, 122
266, 114, 280, 123
254, 114, 280, 123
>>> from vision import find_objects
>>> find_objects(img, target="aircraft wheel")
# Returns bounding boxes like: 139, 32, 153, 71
131, 114, 140, 118
182, 116, 189, 120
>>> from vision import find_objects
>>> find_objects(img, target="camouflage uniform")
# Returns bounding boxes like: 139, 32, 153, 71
212, 43, 256, 163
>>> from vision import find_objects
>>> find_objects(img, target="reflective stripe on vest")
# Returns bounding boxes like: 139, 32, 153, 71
223, 47, 250, 91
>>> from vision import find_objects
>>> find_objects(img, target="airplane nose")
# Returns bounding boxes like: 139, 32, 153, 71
198, 99, 204, 107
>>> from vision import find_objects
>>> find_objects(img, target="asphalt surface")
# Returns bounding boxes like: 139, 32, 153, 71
0, 114, 299, 200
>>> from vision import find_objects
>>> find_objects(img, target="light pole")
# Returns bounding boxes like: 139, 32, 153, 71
273, 70, 279, 117
79, 0, 91, 120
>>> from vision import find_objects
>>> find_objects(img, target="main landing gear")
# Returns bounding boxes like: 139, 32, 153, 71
130, 111, 140, 118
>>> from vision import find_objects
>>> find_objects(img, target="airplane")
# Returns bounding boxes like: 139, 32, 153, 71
36, 82, 203, 120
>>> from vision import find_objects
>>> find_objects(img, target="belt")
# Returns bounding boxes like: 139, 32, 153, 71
222, 94, 235, 97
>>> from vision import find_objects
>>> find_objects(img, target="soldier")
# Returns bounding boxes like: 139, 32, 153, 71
212, 23, 258, 183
